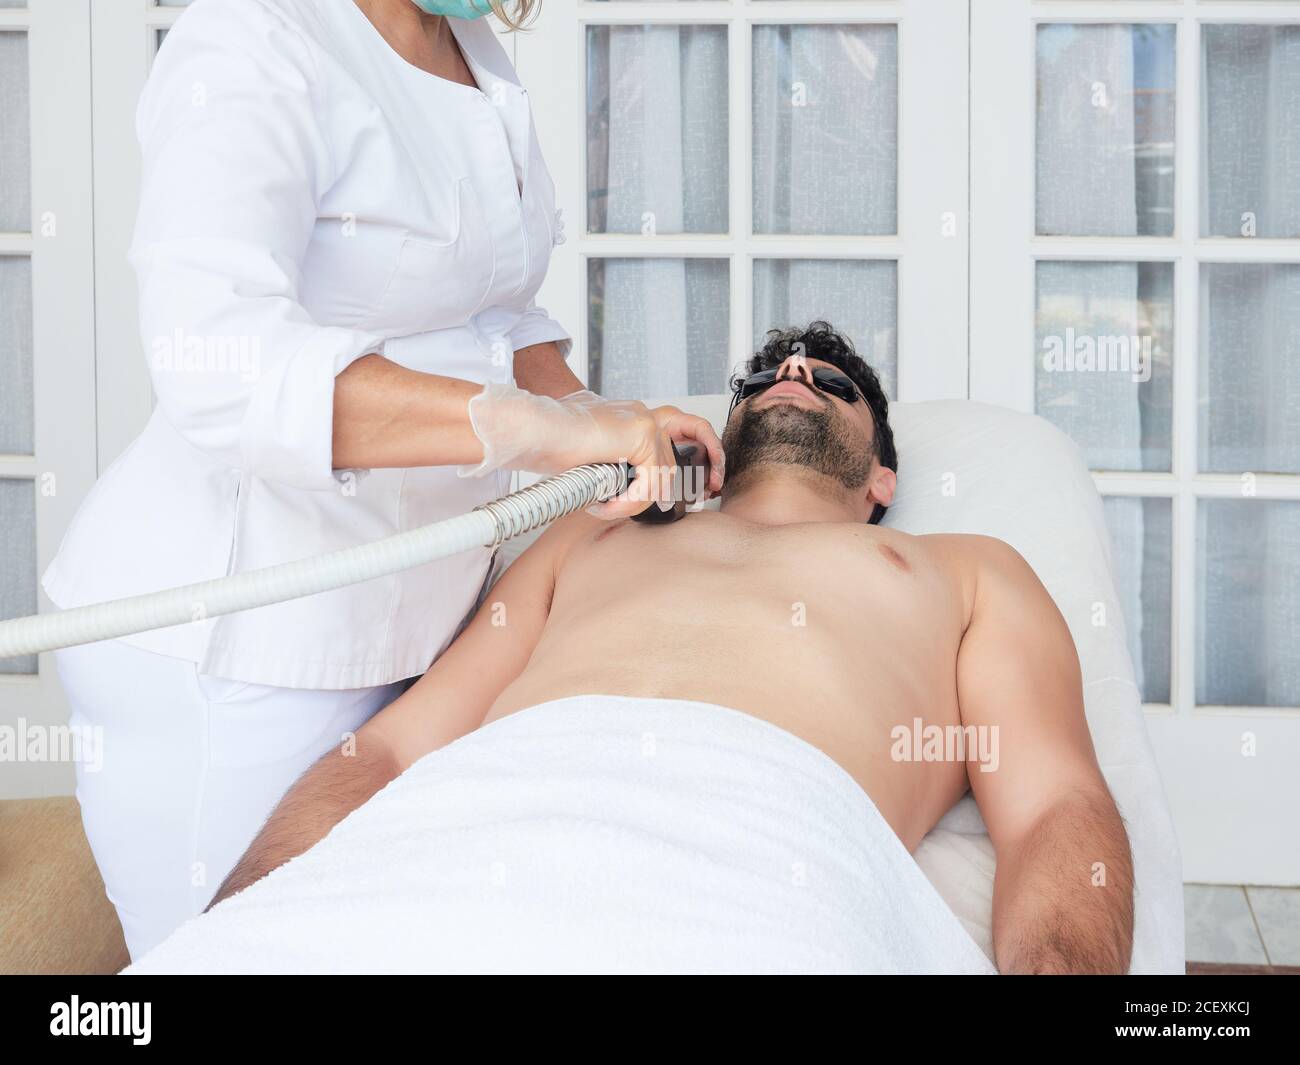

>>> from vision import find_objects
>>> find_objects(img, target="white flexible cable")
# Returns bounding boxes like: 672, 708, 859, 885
0, 462, 629, 660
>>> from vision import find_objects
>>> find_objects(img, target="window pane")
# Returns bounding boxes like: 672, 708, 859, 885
1197, 499, 1300, 708
752, 258, 897, 399
1103, 496, 1172, 704
587, 25, 728, 235
1036, 23, 1175, 237
1199, 263, 1300, 475
0, 32, 31, 232
0, 478, 37, 676
0, 256, 33, 455
587, 257, 730, 398
1202, 25, 1300, 238
1035, 260, 1173, 472
753, 24, 897, 236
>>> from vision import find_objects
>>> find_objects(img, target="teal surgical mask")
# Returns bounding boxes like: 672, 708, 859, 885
411, 0, 493, 19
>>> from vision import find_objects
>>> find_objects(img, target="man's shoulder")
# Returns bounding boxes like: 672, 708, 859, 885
910, 531, 1029, 570
897, 533, 1041, 629
938, 535, 1058, 630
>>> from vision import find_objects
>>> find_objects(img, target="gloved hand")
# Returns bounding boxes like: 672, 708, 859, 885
457, 384, 723, 520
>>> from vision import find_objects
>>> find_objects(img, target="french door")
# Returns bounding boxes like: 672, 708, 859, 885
3, 1, 1295, 882
518, 0, 970, 403
0, 0, 97, 798
523, 0, 1299, 884
970, 1, 1300, 883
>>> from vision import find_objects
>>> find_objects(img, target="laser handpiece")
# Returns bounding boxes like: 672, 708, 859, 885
628, 442, 711, 525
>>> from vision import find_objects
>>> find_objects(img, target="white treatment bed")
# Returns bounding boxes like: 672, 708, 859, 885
131, 398, 1185, 974
501, 395, 1185, 973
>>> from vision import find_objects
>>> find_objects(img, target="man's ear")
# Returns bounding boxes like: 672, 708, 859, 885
867, 465, 897, 512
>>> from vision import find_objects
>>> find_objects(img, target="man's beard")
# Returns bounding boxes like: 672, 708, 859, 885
722, 397, 871, 491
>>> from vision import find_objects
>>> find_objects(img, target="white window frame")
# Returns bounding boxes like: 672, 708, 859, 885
0, 0, 97, 797
517, 0, 970, 402
89, 0, 184, 469
970, 0, 1300, 884
12, 0, 1296, 883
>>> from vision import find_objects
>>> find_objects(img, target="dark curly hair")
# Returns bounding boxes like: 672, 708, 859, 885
730, 321, 897, 525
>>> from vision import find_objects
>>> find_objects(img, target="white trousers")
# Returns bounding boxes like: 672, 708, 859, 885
54, 638, 409, 961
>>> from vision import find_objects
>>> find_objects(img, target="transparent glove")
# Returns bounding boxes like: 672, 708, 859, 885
458, 383, 678, 519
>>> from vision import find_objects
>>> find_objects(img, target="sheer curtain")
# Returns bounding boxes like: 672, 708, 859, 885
586, 25, 730, 398
751, 24, 898, 396
0, 32, 34, 675
752, 258, 897, 398
1036, 24, 1155, 698
751, 24, 896, 237
589, 256, 730, 398
0, 479, 36, 677
583, 19, 1296, 705
1035, 23, 1298, 705
587, 23, 899, 398
1196, 262, 1300, 706
1199, 25, 1300, 706
0, 30, 28, 232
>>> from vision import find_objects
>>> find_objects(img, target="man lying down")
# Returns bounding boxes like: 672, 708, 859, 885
130, 321, 1133, 976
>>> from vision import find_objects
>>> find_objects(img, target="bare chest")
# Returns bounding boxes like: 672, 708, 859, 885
554, 514, 963, 643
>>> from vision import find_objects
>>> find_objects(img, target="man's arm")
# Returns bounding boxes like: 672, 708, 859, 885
208, 513, 585, 908
954, 536, 1134, 974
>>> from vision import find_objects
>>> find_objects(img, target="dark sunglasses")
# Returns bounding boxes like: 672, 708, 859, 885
729, 366, 862, 416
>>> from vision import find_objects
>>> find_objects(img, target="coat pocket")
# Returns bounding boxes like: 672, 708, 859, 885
365, 177, 496, 336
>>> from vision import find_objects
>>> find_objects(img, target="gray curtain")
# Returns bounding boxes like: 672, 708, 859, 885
586, 25, 731, 398
1197, 27, 1300, 706
586, 23, 899, 398
0, 31, 29, 231
0, 33, 34, 675
751, 24, 898, 395
1036, 24, 1156, 700
0, 480, 36, 676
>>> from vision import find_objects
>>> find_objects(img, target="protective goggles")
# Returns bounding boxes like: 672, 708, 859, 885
729, 366, 863, 416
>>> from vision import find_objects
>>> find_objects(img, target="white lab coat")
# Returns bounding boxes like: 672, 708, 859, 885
42, 0, 570, 689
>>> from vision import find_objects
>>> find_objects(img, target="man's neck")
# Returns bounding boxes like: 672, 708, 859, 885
717, 466, 865, 526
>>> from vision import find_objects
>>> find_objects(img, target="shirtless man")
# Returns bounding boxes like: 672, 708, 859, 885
211, 322, 1134, 974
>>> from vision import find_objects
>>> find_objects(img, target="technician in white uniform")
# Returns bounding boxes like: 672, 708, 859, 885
44, 0, 723, 960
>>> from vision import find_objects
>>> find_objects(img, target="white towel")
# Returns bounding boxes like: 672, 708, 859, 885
128, 695, 997, 974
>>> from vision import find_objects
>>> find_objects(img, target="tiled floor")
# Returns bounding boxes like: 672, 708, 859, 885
1185, 884, 1300, 966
